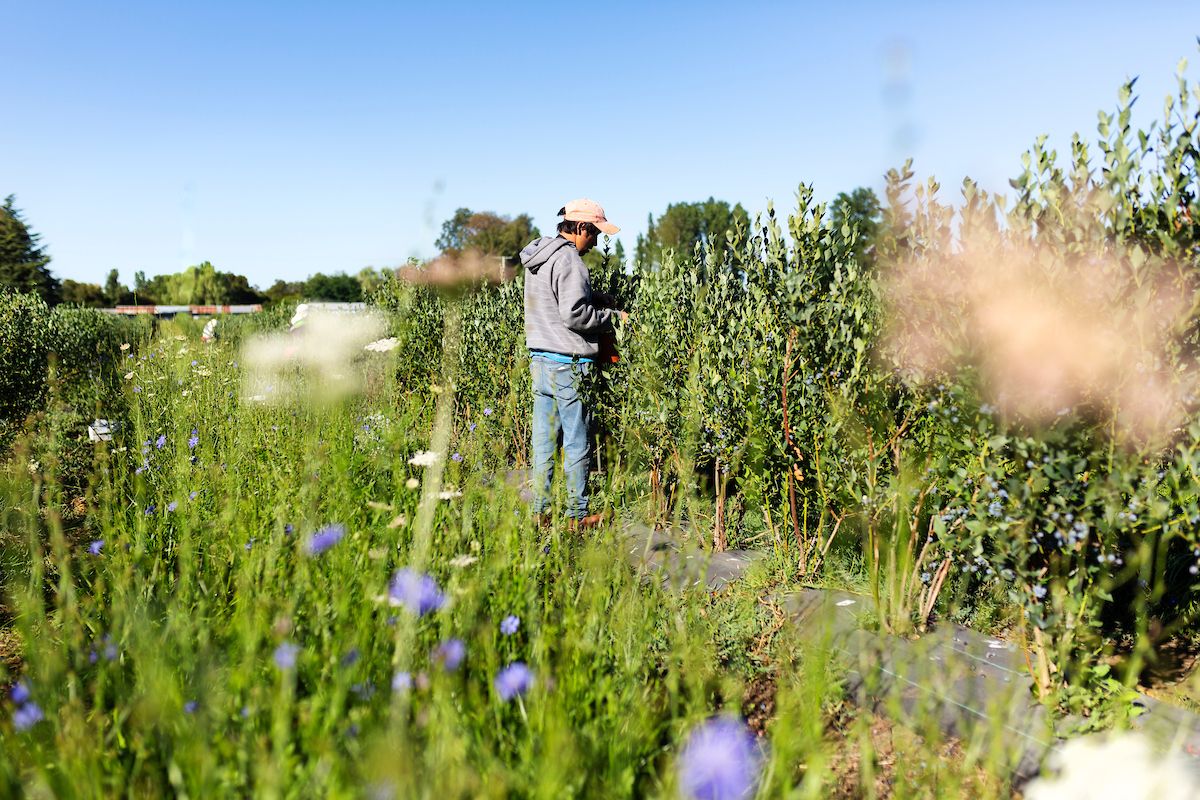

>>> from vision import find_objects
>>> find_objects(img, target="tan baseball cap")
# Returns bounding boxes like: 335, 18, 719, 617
561, 198, 620, 234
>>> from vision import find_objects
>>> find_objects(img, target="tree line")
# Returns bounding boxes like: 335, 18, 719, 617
1, 192, 884, 308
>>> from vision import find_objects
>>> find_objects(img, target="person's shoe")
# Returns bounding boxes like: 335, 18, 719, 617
567, 512, 606, 532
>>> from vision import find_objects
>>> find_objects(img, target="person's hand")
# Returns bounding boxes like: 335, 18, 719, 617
617, 310, 630, 323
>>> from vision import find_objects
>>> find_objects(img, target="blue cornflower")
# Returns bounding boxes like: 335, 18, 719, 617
245, 538, 256, 551
190, 360, 198, 366
156, 434, 167, 450
391, 671, 412, 693
1033, 584, 1048, 599
184, 700, 198, 714
102, 635, 118, 661
133, 385, 141, 393
188, 430, 199, 449
451, 452, 463, 463
13, 701, 43, 731
144, 504, 156, 515
189, 491, 199, 500
500, 615, 520, 636
432, 638, 466, 672
284, 523, 293, 535
306, 524, 345, 556
88, 540, 104, 555
388, 569, 446, 616
341, 648, 360, 667
483, 407, 493, 416
273, 642, 300, 670
469, 422, 477, 433
10, 681, 30, 705
494, 662, 534, 701
167, 501, 178, 513
678, 717, 763, 800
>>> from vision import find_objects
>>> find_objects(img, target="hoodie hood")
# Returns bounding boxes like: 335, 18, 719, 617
519, 236, 573, 274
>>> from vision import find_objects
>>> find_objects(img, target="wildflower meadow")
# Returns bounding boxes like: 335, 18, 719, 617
4, 54, 1200, 799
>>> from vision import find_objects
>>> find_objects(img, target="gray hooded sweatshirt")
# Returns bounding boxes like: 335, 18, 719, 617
520, 236, 613, 357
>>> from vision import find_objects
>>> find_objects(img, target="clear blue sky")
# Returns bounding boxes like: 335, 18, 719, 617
6, 1, 1199, 288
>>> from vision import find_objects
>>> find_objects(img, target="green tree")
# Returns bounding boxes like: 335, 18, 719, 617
356, 266, 391, 297
828, 187, 883, 265
138, 262, 266, 305
0, 195, 59, 304
435, 208, 539, 265
635, 198, 750, 267
265, 279, 305, 304
103, 268, 132, 305
305, 272, 362, 302
60, 280, 108, 307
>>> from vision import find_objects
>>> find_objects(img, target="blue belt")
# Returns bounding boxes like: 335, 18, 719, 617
530, 350, 593, 364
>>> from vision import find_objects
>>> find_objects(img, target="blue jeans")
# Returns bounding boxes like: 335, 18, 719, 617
530, 356, 592, 519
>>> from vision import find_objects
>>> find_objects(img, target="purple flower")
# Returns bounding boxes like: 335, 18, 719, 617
189, 491, 199, 500
273, 642, 300, 670
483, 407, 493, 416
451, 452, 463, 463
1033, 584, 1048, 599
88, 540, 104, 555
284, 523, 294, 536
306, 524, 345, 556
184, 700, 198, 714
468, 422, 477, 433
88, 649, 99, 664
13, 701, 43, 731
144, 504, 156, 515
341, 648, 360, 667
102, 635, 118, 661
391, 671, 412, 693
244, 538, 256, 551
500, 615, 520, 636
388, 568, 446, 616
133, 385, 141, 393
167, 501, 178, 513
190, 360, 198, 366
188, 430, 199, 449
494, 662, 534, 701
432, 638, 466, 672
10, 681, 30, 705
155, 434, 167, 450
677, 717, 762, 800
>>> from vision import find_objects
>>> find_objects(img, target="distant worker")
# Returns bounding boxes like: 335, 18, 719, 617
519, 199, 628, 530
201, 318, 218, 342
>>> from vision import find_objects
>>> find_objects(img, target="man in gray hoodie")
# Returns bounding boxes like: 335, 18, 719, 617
519, 198, 627, 529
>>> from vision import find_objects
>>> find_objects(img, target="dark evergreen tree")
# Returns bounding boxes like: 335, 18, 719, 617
0, 195, 59, 304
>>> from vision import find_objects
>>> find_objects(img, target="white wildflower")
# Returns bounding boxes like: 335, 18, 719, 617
119, 342, 130, 351
387, 514, 408, 529
437, 489, 463, 501
408, 451, 440, 467
1024, 731, 1200, 800
449, 554, 478, 568
405, 477, 420, 490
124, 371, 134, 381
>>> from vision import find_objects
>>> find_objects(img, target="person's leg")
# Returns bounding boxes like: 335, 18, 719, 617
554, 361, 592, 519
529, 357, 558, 515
